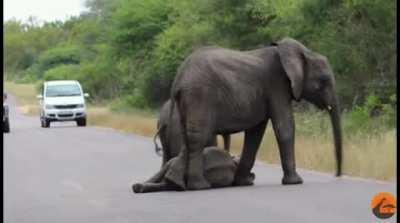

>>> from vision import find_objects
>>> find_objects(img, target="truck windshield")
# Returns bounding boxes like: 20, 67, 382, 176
46, 84, 82, 97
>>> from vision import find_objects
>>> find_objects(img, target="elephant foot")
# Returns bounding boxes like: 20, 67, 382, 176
187, 175, 211, 190
282, 172, 303, 185
233, 172, 256, 186
132, 183, 145, 193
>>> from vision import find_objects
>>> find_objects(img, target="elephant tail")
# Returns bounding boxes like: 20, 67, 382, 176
153, 124, 165, 156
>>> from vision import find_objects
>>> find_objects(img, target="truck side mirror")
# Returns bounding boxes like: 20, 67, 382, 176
84, 93, 90, 98
37, 95, 43, 100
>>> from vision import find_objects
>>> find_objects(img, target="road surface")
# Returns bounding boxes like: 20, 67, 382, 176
4, 95, 397, 223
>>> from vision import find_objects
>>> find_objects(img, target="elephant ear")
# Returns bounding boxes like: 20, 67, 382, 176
164, 155, 186, 190
277, 38, 307, 100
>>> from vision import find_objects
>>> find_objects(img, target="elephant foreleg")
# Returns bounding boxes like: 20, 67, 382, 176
233, 120, 268, 186
270, 104, 303, 185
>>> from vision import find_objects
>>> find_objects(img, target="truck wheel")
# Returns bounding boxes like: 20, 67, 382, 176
77, 118, 86, 127
3, 118, 10, 133
41, 119, 50, 128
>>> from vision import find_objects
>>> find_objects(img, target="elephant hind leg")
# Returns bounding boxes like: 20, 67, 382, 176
177, 90, 213, 190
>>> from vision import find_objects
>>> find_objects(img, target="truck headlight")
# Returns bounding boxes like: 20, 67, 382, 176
76, 104, 84, 108
45, 104, 55, 109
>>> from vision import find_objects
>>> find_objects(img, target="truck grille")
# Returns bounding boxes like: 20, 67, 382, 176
58, 114, 73, 117
54, 104, 77, 109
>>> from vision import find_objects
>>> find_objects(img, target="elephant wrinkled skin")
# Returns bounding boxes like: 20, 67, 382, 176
132, 147, 252, 193
137, 99, 232, 188
166, 37, 343, 190
153, 99, 231, 166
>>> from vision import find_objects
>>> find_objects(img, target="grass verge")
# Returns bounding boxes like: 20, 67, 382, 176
5, 81, 396, 181
4, 82, 40, 115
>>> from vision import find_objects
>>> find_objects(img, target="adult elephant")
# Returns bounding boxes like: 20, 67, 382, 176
165, 38, 343, 190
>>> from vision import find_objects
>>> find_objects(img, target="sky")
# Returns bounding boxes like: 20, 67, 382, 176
4, 0, 88, 23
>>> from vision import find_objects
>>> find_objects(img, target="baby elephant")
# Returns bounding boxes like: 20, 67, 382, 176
154, 99, 230, 166
133, 99, 237, 193
133, 146, 254, 193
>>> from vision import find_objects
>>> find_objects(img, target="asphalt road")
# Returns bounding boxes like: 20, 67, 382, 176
4, 96, 397, 223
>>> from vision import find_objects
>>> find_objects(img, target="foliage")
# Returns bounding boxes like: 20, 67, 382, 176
4, 19, 69, 78
344, 93, 396, 135
4, 0, 396, 129
24, 45, 83, 79
43, 64, 80, 81
110, 0, 173, 55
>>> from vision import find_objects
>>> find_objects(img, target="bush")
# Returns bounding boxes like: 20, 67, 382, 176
28, 45, 83, 78
15, 73, 38, 84
295, 109, 331, 139
343, 93, 396, 136
141, 22, 215, 105
345, 106, 371, 133
110, 89, 149, 110
74, 54, 122, 101
43, 64, 80, 81
110, 0, 172, 55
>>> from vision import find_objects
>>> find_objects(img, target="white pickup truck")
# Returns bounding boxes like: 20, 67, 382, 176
37, 80, 89, 128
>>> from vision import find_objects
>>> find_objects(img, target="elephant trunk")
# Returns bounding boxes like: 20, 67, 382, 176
328, 96, 343, 176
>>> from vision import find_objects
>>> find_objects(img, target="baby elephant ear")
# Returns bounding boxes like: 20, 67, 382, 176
164, 155, 186, 190
277, 38, 307, 100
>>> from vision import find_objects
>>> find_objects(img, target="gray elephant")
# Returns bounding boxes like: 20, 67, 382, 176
165, 38, 342, 190
153, 99, 231, 166
133, 146, 253, 193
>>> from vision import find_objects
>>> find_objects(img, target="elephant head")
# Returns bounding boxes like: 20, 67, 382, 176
277, 38, 343, 176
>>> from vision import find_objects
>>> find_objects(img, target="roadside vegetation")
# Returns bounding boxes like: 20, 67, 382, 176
4, 0, 396, 181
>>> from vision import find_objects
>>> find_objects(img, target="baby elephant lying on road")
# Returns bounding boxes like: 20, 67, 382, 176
132, 146, 255, 193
